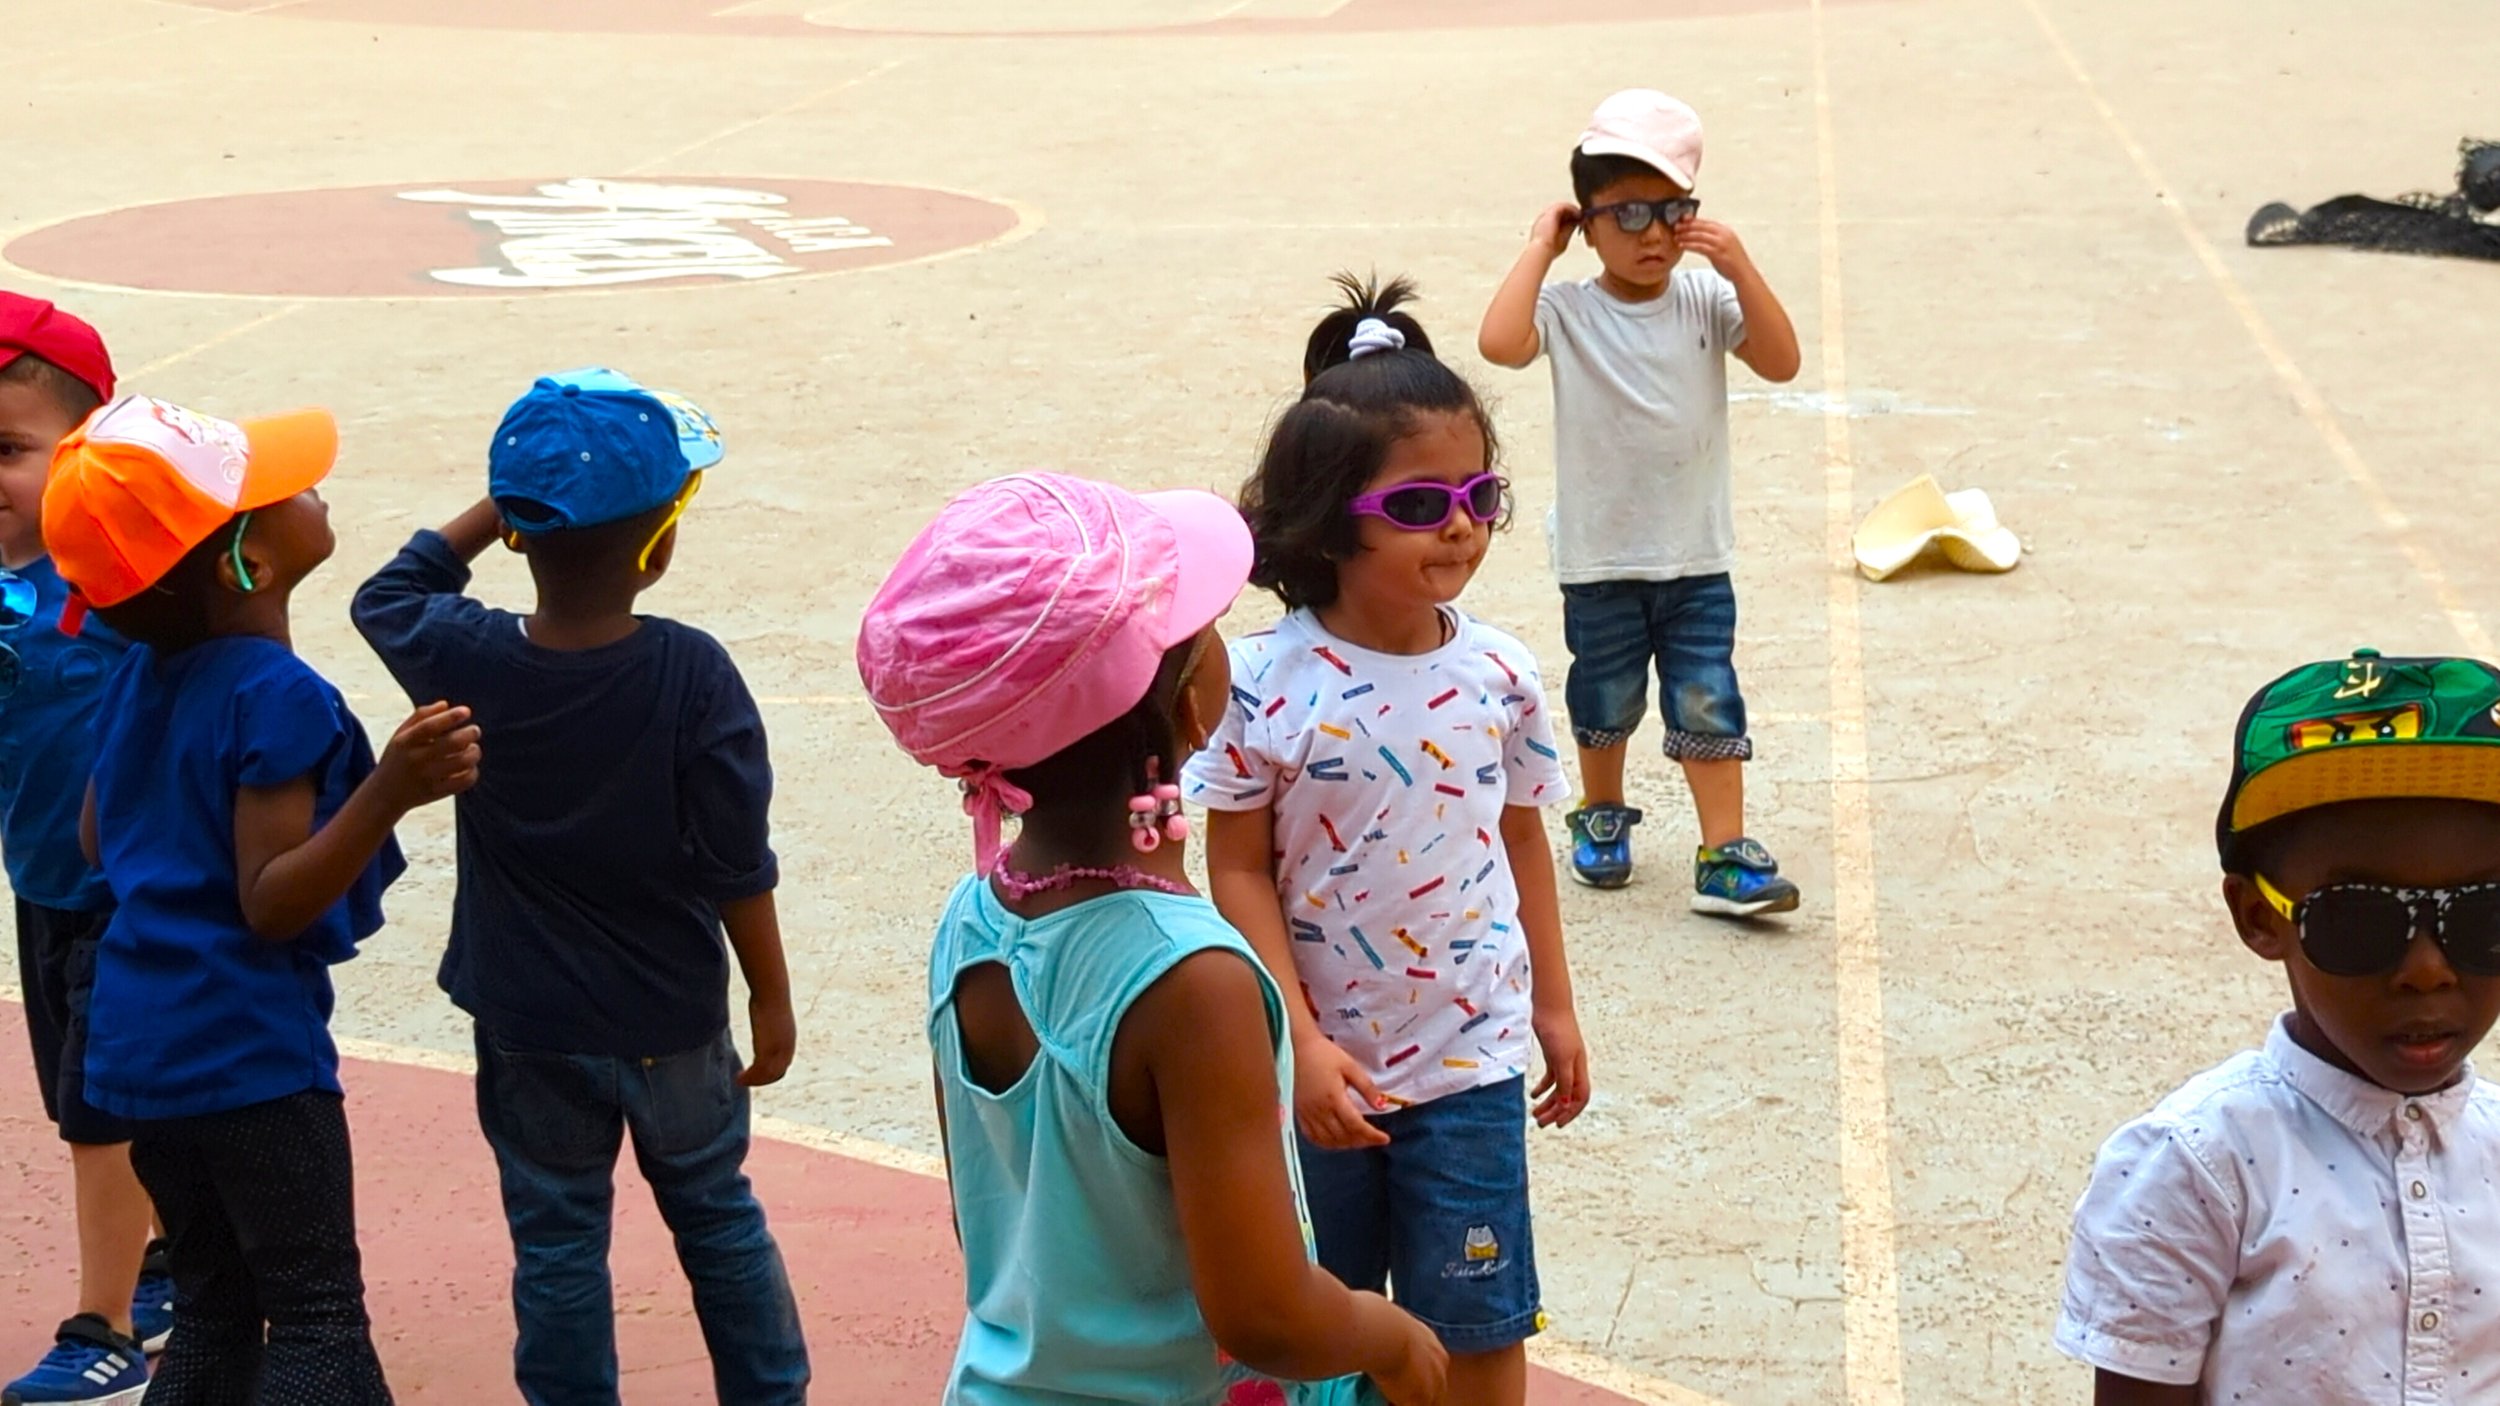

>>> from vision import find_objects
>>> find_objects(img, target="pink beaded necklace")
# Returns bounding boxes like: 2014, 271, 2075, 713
992, 860, 1193, 901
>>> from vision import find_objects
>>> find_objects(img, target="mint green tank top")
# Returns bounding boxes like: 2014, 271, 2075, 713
927, 878, 1375, 1406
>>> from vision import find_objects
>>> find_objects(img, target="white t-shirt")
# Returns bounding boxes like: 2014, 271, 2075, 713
1183, 609, 1567, 1107
1533, 270, 1747, 584
2056, 1016, 2500, 1402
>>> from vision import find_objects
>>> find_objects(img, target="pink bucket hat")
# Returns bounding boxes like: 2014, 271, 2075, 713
857, 472, 1253, 872
1579, 88, 1705, 190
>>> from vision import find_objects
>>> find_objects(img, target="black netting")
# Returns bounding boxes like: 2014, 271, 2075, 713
2248, 138, 2500, 260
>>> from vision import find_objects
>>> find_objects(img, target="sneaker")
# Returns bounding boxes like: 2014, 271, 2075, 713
2, 1315, 148, 1406
131, 1245, 174, 1355
1693, 838, 1801, 918
1564, 804, 1643, 888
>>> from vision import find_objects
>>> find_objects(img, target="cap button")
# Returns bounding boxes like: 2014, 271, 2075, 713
560, 385, 582, 398
2352, 647, 2381, 660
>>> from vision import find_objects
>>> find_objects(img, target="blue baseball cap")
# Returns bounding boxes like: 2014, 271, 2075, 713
488, 367, 724, 534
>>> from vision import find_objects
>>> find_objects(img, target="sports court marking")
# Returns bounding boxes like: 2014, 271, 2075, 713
623, 57, 908, 175
2015, 0, 2494, 659
1809, 0, 1910, 1402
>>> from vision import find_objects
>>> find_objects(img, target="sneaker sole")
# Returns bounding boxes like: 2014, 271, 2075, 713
1569, 866, 1633, 890
2, 1387, 149, 1406
1692, 890, 1802, 918
141, 1329, 170, 1355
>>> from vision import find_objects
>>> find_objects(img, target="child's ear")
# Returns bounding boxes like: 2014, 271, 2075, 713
2223, 873, 2294, 962
642, 526, 677, 577
216, 542, 268, 596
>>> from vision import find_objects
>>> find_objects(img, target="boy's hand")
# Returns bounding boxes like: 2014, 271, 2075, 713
1530, 1009, 1590, 1128
1292, 1032, 1393, 1149
1530, 200, 1582, 257
373, 702, 481, 813
738, 990, 798, 1087
1673, 216, 1757, 280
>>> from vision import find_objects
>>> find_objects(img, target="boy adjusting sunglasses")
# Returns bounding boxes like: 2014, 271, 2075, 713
2056, 647, 2500, 1403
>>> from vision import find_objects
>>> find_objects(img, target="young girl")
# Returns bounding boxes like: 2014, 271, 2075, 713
856, 471, 1447, 1406
45, 395, 479, 1403
1188, 277, 1593, 1406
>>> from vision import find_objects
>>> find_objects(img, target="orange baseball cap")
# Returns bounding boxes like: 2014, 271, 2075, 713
44, 395, 337, 630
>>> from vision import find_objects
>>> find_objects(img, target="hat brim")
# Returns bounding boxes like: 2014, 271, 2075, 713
1576, 136, 1695, 190
236, 409, 338, 512
2230, 742, 2500, 835
1139, 488, 1252, 649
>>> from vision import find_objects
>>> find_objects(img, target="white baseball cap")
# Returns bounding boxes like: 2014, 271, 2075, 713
1578, 89, 1705, 191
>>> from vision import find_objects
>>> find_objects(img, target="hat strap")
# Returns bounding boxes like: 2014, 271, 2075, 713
955, 763, 1035, 875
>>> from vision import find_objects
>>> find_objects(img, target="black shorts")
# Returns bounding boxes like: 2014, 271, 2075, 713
15, 897, 132, 1145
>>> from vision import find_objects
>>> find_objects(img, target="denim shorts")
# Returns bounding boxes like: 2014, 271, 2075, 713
1296, 1076, 1542, 1355
1559, 574, 1752, 760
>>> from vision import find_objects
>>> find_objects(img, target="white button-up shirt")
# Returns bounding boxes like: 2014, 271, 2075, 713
2058, 1016, 2500, 1402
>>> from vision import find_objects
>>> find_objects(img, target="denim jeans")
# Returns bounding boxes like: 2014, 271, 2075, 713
1558, 574, 1753, 760
472, 1027, 809, 1406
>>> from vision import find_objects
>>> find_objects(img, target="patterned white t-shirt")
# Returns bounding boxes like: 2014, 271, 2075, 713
1184, 608, 1567, 1107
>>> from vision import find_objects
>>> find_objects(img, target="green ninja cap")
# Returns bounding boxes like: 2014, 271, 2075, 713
2218, 647, 2500, 866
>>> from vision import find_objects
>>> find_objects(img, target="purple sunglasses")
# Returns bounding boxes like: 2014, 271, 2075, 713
1348, 472, 1510, 531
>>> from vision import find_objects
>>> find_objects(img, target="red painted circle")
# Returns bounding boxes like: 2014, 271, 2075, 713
4, 177, 1022, 299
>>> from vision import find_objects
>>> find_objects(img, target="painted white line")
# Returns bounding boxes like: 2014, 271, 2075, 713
626, 58, 910, 176
1810, 1, 1909, 1402
123, 304, 306, 380
2015, 0, 2493, 658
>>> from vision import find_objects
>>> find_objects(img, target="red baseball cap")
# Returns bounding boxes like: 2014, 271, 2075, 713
0, 293, 116, 404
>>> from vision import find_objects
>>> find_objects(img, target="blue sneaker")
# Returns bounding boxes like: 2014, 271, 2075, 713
2, 1316, 148, 1405
1565, 804, 1642, 888
1693, 838, 1802, 918
131, 1248, 174, 1355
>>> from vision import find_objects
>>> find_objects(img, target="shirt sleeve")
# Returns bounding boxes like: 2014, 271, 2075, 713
350, 530, 484, 706
1497, 645, 1567, 808
1710, 270, 1749, 351
680, 645, 779, 903
233, 656, 349, 790
1531, 283, 1569, 363
1182, 638, 1280, 813
2052, 1116, 2243, 1386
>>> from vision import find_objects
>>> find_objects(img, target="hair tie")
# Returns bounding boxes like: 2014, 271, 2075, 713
950, 762, 1036, 875
1347, 318, 1407, 360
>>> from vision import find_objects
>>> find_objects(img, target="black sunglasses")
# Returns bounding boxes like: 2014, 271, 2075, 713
1582, 197, 1700, 234
2256, 873, 2500, 977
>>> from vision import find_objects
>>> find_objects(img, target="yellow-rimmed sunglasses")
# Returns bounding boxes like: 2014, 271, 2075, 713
637, 471, 704, 572
2254, 871, 2500, 977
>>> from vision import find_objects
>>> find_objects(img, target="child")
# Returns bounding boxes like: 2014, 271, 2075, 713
351, 368, 809, 1405
0, 294, 166, 1406
1477, 88, 1805, 916
1192, 276, 1591, 1406
2057, 648, 2500, 1402
45, 394, 480, 1404
858, 471, 1447, 1406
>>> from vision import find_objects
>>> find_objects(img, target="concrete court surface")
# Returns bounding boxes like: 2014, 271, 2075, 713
4, 0, 2499, 1402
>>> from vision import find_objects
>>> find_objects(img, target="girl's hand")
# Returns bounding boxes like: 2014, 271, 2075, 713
1293, 1034, 1392, 1149
1530, 1010, 1591, 1128
373, 702, 481, 813
1366, 1295, 1449, 1405
1530, 200, 1582, 257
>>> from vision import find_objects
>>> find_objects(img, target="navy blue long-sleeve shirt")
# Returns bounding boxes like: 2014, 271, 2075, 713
353, 531, 777, 1057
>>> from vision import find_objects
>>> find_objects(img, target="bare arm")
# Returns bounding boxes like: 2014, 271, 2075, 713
79, 781, 97, 868
1478, 202, 1579, 369
1136, 952, 1445, 1402
1206, 807, 1389, 1150
2094, 1371, 2199, 1406
721, 891, 797, 1086
234, 702, 479, 942
1675, 218, 1802, 383
436, 496, 505, 561
1502, 804, 1588, 1127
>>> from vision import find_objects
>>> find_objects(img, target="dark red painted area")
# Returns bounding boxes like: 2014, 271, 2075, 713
162, 0, 1856, 38
0, 1004, 1635, 1403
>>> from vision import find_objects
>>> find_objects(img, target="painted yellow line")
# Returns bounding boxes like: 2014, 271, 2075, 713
121, 303, 306, 380
626, 58, 910, 176
1809, 0, 1910, 1402
2015, 0, 2493, 658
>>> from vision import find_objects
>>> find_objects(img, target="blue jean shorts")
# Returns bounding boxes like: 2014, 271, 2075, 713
1559, 574, 1752, 760
1296, 1076, 1541, 1355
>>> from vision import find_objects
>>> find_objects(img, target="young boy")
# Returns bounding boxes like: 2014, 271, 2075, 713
2057, 648, 2500, 1402
351, 368, 809, 1405
0, 294, 166, 1406
47, 393, 481, 1404
1478, 88, 1805, 918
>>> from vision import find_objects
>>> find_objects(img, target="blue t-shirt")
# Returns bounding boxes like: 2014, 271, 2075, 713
85, 637, 402, 1120
0, 557, 129, 911
352, 531, 778, 1058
